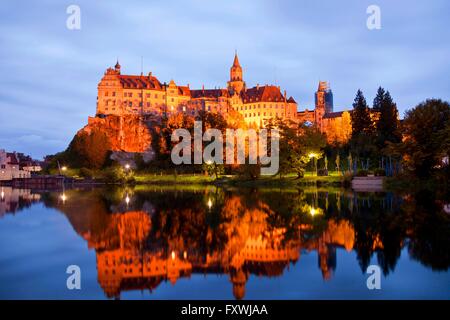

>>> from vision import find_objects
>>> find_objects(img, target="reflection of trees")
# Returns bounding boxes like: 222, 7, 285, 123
350, 193, 405, 275
31, 185, 450, 298
403, 190, 450, 271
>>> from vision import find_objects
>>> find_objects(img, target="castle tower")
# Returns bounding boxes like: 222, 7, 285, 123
314, 81, 333, 130
227, 52, 245, 94
315, 81, 333, 113
114, 60, 121, 74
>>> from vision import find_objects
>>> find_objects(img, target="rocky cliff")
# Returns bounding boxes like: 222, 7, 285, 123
77, 115, 152, 153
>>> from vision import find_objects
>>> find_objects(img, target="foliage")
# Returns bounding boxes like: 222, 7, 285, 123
375, 88, 401, 149
66, 129, 112, 169
101, 165, 134, 183
351, 89, 374, 137
393, 99, 450, 177
202, 161, 225, 179
356, 169, 369, 177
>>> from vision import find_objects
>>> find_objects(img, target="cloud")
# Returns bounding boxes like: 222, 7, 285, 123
0, 0, 449, 159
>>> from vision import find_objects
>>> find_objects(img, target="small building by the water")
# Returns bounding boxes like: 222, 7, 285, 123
0, 149, 31, 181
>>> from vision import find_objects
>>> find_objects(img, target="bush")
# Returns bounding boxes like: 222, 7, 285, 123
356, 169, 369, 177
101, 166, 135, 183
79, 167, 95, 179
374, 168, 386, 176
237, 163, 261, 180
317, 169, 329, 176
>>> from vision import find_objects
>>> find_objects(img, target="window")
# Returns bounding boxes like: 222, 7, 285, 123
146, 93, 150, 98
155, 94, 158, 99
105, 91, 108, 97
112, 92, 116, 97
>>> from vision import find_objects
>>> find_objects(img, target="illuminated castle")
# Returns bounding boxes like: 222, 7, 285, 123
96, 53, 298, 128
297, 81, 352, 143
96, 54, 358, 143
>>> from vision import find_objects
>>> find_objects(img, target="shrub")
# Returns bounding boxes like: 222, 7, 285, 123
79, 167, 95, 179
237, 163, 261, 180
317, 169, 329, 176
356, 169, 369, 177
374, 168, 386, 176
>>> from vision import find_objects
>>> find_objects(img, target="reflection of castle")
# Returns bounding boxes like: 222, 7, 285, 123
85, 200, 355, 299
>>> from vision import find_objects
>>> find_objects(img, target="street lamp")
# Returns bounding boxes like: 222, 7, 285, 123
124, 164, 130, 170
308, 153, 318, 176
207, 198, 213, 209
61, 166, 67, 172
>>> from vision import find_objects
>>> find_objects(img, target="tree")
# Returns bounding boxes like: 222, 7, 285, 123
66, 129, 111, 169
351, 89, 374, 137
398, 99, 450, 177
276, 120, 326, 178
372, 87, 385, 112
350, 90, 376, 160
376, 90, 401, 148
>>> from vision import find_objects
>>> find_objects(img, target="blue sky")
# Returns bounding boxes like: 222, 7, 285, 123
0, 0, 449, 159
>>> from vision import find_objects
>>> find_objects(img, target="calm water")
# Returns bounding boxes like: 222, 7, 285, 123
0, 185, 449, 300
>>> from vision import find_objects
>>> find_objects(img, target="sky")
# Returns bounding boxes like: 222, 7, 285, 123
0, 0, 449, 159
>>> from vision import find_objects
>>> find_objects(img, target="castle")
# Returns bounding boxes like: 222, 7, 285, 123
96, 53, 351, 143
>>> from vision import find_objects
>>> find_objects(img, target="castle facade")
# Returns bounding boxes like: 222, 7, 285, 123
96, 54, 352, 143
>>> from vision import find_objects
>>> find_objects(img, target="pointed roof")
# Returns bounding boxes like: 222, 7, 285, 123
115, 60, 121, 69
232, 52, 241, 68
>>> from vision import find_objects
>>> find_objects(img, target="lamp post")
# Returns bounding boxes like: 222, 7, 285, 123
308, 153, 318, 176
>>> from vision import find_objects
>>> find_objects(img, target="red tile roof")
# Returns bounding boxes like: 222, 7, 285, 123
191, 88, 229, 99
177, 86, 191, 96
119, 75, 164, 90
287, 96, 296, 103
242, 85, 286, 103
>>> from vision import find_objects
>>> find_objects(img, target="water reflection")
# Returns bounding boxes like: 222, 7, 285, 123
0, 186, 449, 299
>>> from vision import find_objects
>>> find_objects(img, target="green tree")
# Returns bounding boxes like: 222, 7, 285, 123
377, 90, 401, 148
276, 120, 326, 178
351, 89, 374, 136
372, 87, 385, 112
350, 90, 377, 160
398, 99, 450, 177
67, 129, 111, 169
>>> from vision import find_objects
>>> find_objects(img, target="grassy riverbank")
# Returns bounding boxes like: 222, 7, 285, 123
133, 172, 345, 187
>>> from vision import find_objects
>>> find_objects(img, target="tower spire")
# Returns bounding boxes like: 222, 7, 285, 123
233, 51, 240, 67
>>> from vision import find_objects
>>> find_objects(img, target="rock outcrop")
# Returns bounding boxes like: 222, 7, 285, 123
78, 115, 152, 153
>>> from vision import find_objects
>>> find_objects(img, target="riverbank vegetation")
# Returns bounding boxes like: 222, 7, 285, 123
43, 92, 449, 191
